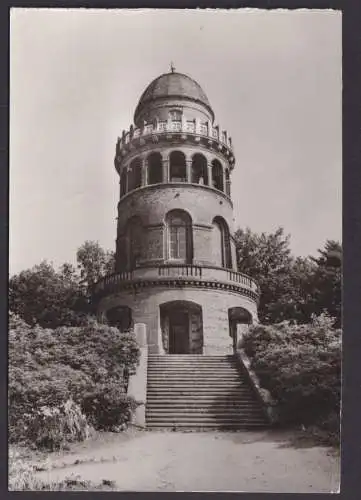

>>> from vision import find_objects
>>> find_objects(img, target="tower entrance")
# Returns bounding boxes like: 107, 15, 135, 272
160, 301, 203, 354
169, 309, 189, 354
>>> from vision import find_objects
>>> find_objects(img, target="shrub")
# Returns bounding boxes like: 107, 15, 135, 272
8, 447, 116, 491
22, 399, 91, 451
242, 313, 341, 444
81, 381, 138, 431
8, 317, 140, 449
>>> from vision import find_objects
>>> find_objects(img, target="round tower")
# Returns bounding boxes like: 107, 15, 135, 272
94, 70, 259, 354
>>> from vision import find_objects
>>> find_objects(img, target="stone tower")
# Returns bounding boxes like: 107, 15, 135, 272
94, 71, 259, 355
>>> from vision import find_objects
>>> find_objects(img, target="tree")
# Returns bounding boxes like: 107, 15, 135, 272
76, 241, 115, 292
9, 261, 88, 329
312, 239, 342, 268
309, 240, 342, 327
9, 242, 116, 329
235, 227, 303, 324
234, 228, 341, 326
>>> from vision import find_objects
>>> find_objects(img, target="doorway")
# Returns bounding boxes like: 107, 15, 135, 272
169, 310, 189, 354
228, 307, 252, 350
160, 301, 203, 354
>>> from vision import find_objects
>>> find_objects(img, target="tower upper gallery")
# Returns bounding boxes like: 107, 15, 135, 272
114, 70, 235, 191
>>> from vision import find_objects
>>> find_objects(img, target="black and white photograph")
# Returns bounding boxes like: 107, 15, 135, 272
9, 8, 341, 492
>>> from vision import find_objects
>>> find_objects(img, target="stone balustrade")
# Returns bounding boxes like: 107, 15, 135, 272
116, 119, 233, 156
93, 264, 259, 303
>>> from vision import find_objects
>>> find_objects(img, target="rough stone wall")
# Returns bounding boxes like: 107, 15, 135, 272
98, 287, 258, 355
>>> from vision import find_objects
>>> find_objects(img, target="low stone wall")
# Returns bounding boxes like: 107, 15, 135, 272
127, 323, 148, 428
235, 328, 279, 424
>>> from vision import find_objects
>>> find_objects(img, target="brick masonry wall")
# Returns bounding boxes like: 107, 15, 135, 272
98, 286, 258, 355
116, 184, 237, 269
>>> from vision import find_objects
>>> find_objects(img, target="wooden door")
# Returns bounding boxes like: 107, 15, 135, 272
169, 310, 189, 354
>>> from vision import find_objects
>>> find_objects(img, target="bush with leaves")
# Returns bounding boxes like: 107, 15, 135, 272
23, 399, 91, 451
242, 313, 341, 444
8, 314, 140, 449
81, 381, 138, 431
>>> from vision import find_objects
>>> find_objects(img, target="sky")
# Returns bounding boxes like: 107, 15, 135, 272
9, 8, 342, 275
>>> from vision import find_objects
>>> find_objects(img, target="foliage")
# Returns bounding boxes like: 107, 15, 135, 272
22, 400, 91, 451
76, 240, 115, 292
235, 227, 341, 326
8, 447, 116, 491
9, 241, 115, 329
82, 382, 138, 431
9, 261, 89, 329
242, 313, 341, 444
9, 316, 140, 449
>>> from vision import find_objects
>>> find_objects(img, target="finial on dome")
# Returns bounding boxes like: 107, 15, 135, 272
170, 61, 175, 73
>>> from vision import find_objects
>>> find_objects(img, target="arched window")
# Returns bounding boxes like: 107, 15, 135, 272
127, 157, 142, 191
148, 152, 163, 185
211, 160, 224, 192
126, 216, 143, 270
120, 170, 127, 197
212, 217, 232, 268
169, 151, 187, 183
191, 154, 208, 185
166, 210, 192, 263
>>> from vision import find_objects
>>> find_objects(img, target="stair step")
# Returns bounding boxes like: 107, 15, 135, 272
147, 382, 246, 387
146, 401, 257, 406
146, 411, 264, 417
146, 388, 251, 392
146, 416, 266, 423
146, 355, 268, 430
146, 401, 260, 407
147, 392, 256, 404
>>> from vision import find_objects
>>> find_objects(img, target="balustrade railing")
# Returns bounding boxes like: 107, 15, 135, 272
117, 120, 233, 152
158, 264, 203, 278
227, 270, 257, 291
93, 265, 258, 297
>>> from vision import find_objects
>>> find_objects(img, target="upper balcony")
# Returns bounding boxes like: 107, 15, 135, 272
92, 264, 259, 304
115, 119, 235, 171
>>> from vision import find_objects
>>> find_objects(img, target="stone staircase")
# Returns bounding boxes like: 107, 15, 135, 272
146, 354, 269, 430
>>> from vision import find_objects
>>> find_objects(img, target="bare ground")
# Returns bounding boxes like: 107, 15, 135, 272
30, 428, 340, 492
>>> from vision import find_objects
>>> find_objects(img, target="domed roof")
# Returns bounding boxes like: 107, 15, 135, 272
134, 72, 213, 121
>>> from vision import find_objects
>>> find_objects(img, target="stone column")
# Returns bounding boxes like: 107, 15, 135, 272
162, 156, 169, 183
186, 159, 192, 183
208, 163, 213, 187
141, 159, 148, 186
127, 323, 148, 428
225, 171, 231, 196
222, 165, 226, 193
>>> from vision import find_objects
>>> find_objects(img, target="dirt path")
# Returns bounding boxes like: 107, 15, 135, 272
35, 430, 339, 492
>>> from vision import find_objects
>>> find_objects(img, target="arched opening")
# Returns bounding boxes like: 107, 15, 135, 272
125, 216, 143, 270
228, 307, 252, 351
211, 159, 224, 192
212, 217, 232, 269
127, 157, 142, 191
120, 170, 127, 197
148, 152, 163, 185
166, 210, 193, 263
169, 151, 187, 182
191, 153, 208, 185
160, 301, 203, 354
107, 306, 133, 332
